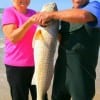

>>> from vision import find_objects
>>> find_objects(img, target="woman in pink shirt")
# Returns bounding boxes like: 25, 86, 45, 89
1, 0, 45, 100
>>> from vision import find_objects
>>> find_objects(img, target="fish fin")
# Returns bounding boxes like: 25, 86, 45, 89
35, 30, 44, 40
32, 29, 44, 48
58, 33, 62, 42
31, 73, 36, 85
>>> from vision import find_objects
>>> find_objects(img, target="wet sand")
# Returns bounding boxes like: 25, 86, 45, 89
0, 47, 100, 100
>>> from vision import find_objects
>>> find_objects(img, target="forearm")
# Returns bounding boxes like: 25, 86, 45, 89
3, 17, 35, 43
50, 9, 95, 23
12, 19, 33, 43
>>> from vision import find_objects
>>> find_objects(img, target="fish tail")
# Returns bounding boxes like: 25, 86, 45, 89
36, 63, 54, 100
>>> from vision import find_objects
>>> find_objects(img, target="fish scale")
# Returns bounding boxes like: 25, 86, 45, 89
31, 2, 59, 100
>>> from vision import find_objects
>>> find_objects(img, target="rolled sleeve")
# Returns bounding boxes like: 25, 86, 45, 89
82, 1, 100, 27
2, 7, 18, 26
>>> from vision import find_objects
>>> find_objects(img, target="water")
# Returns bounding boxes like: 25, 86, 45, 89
0, 12, 5, 48
0, 28, 4, 48
0, 13, 3, 34
0, 28, 3, 37
0, 16, 4, 48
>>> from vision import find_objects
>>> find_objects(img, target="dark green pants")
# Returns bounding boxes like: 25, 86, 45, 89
52, 44, 98, 100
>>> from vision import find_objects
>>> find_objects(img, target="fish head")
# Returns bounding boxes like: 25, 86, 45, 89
41, 2, 59, 29
41, 2, 58, 12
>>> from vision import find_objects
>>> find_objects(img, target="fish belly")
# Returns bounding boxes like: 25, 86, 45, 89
34, 33, 57, 100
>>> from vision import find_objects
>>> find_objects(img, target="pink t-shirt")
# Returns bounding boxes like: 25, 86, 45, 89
2, 7, 37, 67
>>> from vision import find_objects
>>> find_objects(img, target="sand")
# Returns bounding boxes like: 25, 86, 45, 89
0, 47, 100, 100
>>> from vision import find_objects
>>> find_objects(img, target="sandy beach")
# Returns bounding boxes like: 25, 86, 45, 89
0, 46, 100, 100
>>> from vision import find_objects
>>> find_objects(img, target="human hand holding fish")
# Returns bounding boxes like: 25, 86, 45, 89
31, 11, 53, 27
